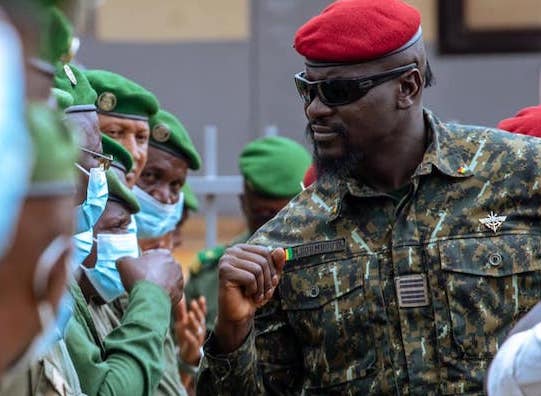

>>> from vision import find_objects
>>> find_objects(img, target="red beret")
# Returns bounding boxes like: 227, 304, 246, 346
303, 164, 317, 189
498, 105, 541, 138
294, 0, 422, 64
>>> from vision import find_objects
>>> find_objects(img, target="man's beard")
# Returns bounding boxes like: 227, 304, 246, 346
306, 123, 363, 180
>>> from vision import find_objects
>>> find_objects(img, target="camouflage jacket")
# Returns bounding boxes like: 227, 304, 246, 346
197, 110, 541, 395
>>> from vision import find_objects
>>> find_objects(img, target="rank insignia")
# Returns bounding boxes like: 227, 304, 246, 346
152, 124, 171, 142
97, 92, 117, 112
284, 238, 346, 261
63, 64, 77, 85
479, 211, 507, 233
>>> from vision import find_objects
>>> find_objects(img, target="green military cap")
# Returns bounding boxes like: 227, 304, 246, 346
239, 136, 311, 198
182, 182, 199, 212
101, 133, 133, 174
54, 63, 97, 112
148, 110, 201, 170
106, 170, 140, 214
51, 88, 74, 111
31, 6, 74, 74
26, 102, 78, 196
84, 70, 159, 121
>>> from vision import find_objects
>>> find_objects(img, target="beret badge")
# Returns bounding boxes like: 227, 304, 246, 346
152, 124, 171, 143
97, 92, 117, 112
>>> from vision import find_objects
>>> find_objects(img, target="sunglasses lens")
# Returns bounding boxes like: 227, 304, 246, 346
294, 77, 312, 104
320, 80, 364, 106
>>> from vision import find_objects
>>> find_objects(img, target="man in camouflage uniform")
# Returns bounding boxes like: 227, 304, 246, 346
184, 136, 311, 330
196, 1, 541, 395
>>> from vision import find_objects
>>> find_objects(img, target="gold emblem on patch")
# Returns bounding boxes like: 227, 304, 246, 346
152, 124, 170, 142
479, 211, 507, 233
97, 92, 117, 112
63, 64, 77, 85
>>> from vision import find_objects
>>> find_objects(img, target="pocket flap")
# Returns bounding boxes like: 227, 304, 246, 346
280, 254, 372, 310
439, 234, 541, 277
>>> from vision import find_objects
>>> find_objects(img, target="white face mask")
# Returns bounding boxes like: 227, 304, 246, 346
3, 235, 72, 378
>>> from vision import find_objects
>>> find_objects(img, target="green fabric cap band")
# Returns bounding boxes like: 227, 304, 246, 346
54, 63, 98, 109
85, 69, 159, 120
148, 110, 201, 170
182, 182, 199, 212
51, 88, 74, 111
239, 136, 311, 198
101, 133, 133, 173
26, 101, 78, 196
106, 170, 140, 214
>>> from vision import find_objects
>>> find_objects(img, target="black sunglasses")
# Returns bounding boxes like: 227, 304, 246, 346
294, 63, 417, 107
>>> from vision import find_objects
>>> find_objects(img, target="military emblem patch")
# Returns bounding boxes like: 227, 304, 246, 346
395, 274, 429, 308
97, 92, 117, 112
152, 124, 171, 142
479, 211, 507, 233
63, 64, 77, 85
284, 238, 346, 261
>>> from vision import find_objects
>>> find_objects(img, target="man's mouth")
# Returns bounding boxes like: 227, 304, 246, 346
311, 125, 340, 142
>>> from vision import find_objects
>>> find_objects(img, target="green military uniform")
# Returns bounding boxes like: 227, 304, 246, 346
185, 136, 310, 330
197, 110, 541, 395
95, 126, 188, 396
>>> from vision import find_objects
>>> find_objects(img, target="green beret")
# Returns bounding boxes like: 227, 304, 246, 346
101, 133, 133, 174
239, 136, 311, 198
182, 182, 199, 212
26, 101, 78, 196
148, 110, 201, 170
54, 63, 97, 111
106, 170, 140, 214
38, 7, 74, 69
51, 88, 74, 111
84, 70, 159, 121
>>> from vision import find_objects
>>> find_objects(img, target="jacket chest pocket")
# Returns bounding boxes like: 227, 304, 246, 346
279, 253, 378, 388
438, 234, 541, 359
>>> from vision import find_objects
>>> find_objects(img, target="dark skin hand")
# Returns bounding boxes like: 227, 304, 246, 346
214, 245, 285, 353
99, 114, 150, 186
117, 249, 184, 307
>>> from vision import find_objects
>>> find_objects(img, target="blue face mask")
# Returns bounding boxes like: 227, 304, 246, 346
0, 21, 31, 259
133, 185, 184, 239
82, 233, 139, 303
71, 229, 93, 273
74, 165, 108, 235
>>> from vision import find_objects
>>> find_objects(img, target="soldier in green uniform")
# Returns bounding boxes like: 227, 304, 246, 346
197, 1, 541, 395
185, 136, 311, 331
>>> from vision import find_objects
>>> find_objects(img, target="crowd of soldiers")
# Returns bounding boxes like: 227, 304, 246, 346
1, 0, 541, 395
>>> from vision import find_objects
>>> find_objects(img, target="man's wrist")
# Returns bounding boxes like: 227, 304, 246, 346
214, 316, 253, 354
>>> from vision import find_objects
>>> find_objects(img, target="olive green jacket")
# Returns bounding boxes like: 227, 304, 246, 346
65, 281, 171, 396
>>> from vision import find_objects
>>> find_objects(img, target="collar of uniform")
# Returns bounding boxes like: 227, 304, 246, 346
412, 109, 475, 179
309, 175, 345, 222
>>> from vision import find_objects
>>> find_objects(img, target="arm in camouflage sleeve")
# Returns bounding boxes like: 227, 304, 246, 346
196, 294, 304, 395
65, 281, 171, 396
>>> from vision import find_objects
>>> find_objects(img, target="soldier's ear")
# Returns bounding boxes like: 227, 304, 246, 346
397, 68, 422, 109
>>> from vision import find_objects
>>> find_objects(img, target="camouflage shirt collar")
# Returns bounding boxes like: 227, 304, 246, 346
324, 109, 476, 222
414, 109, 476, 179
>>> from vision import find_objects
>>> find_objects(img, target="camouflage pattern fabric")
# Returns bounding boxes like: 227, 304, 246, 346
197, 109, 541, 395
